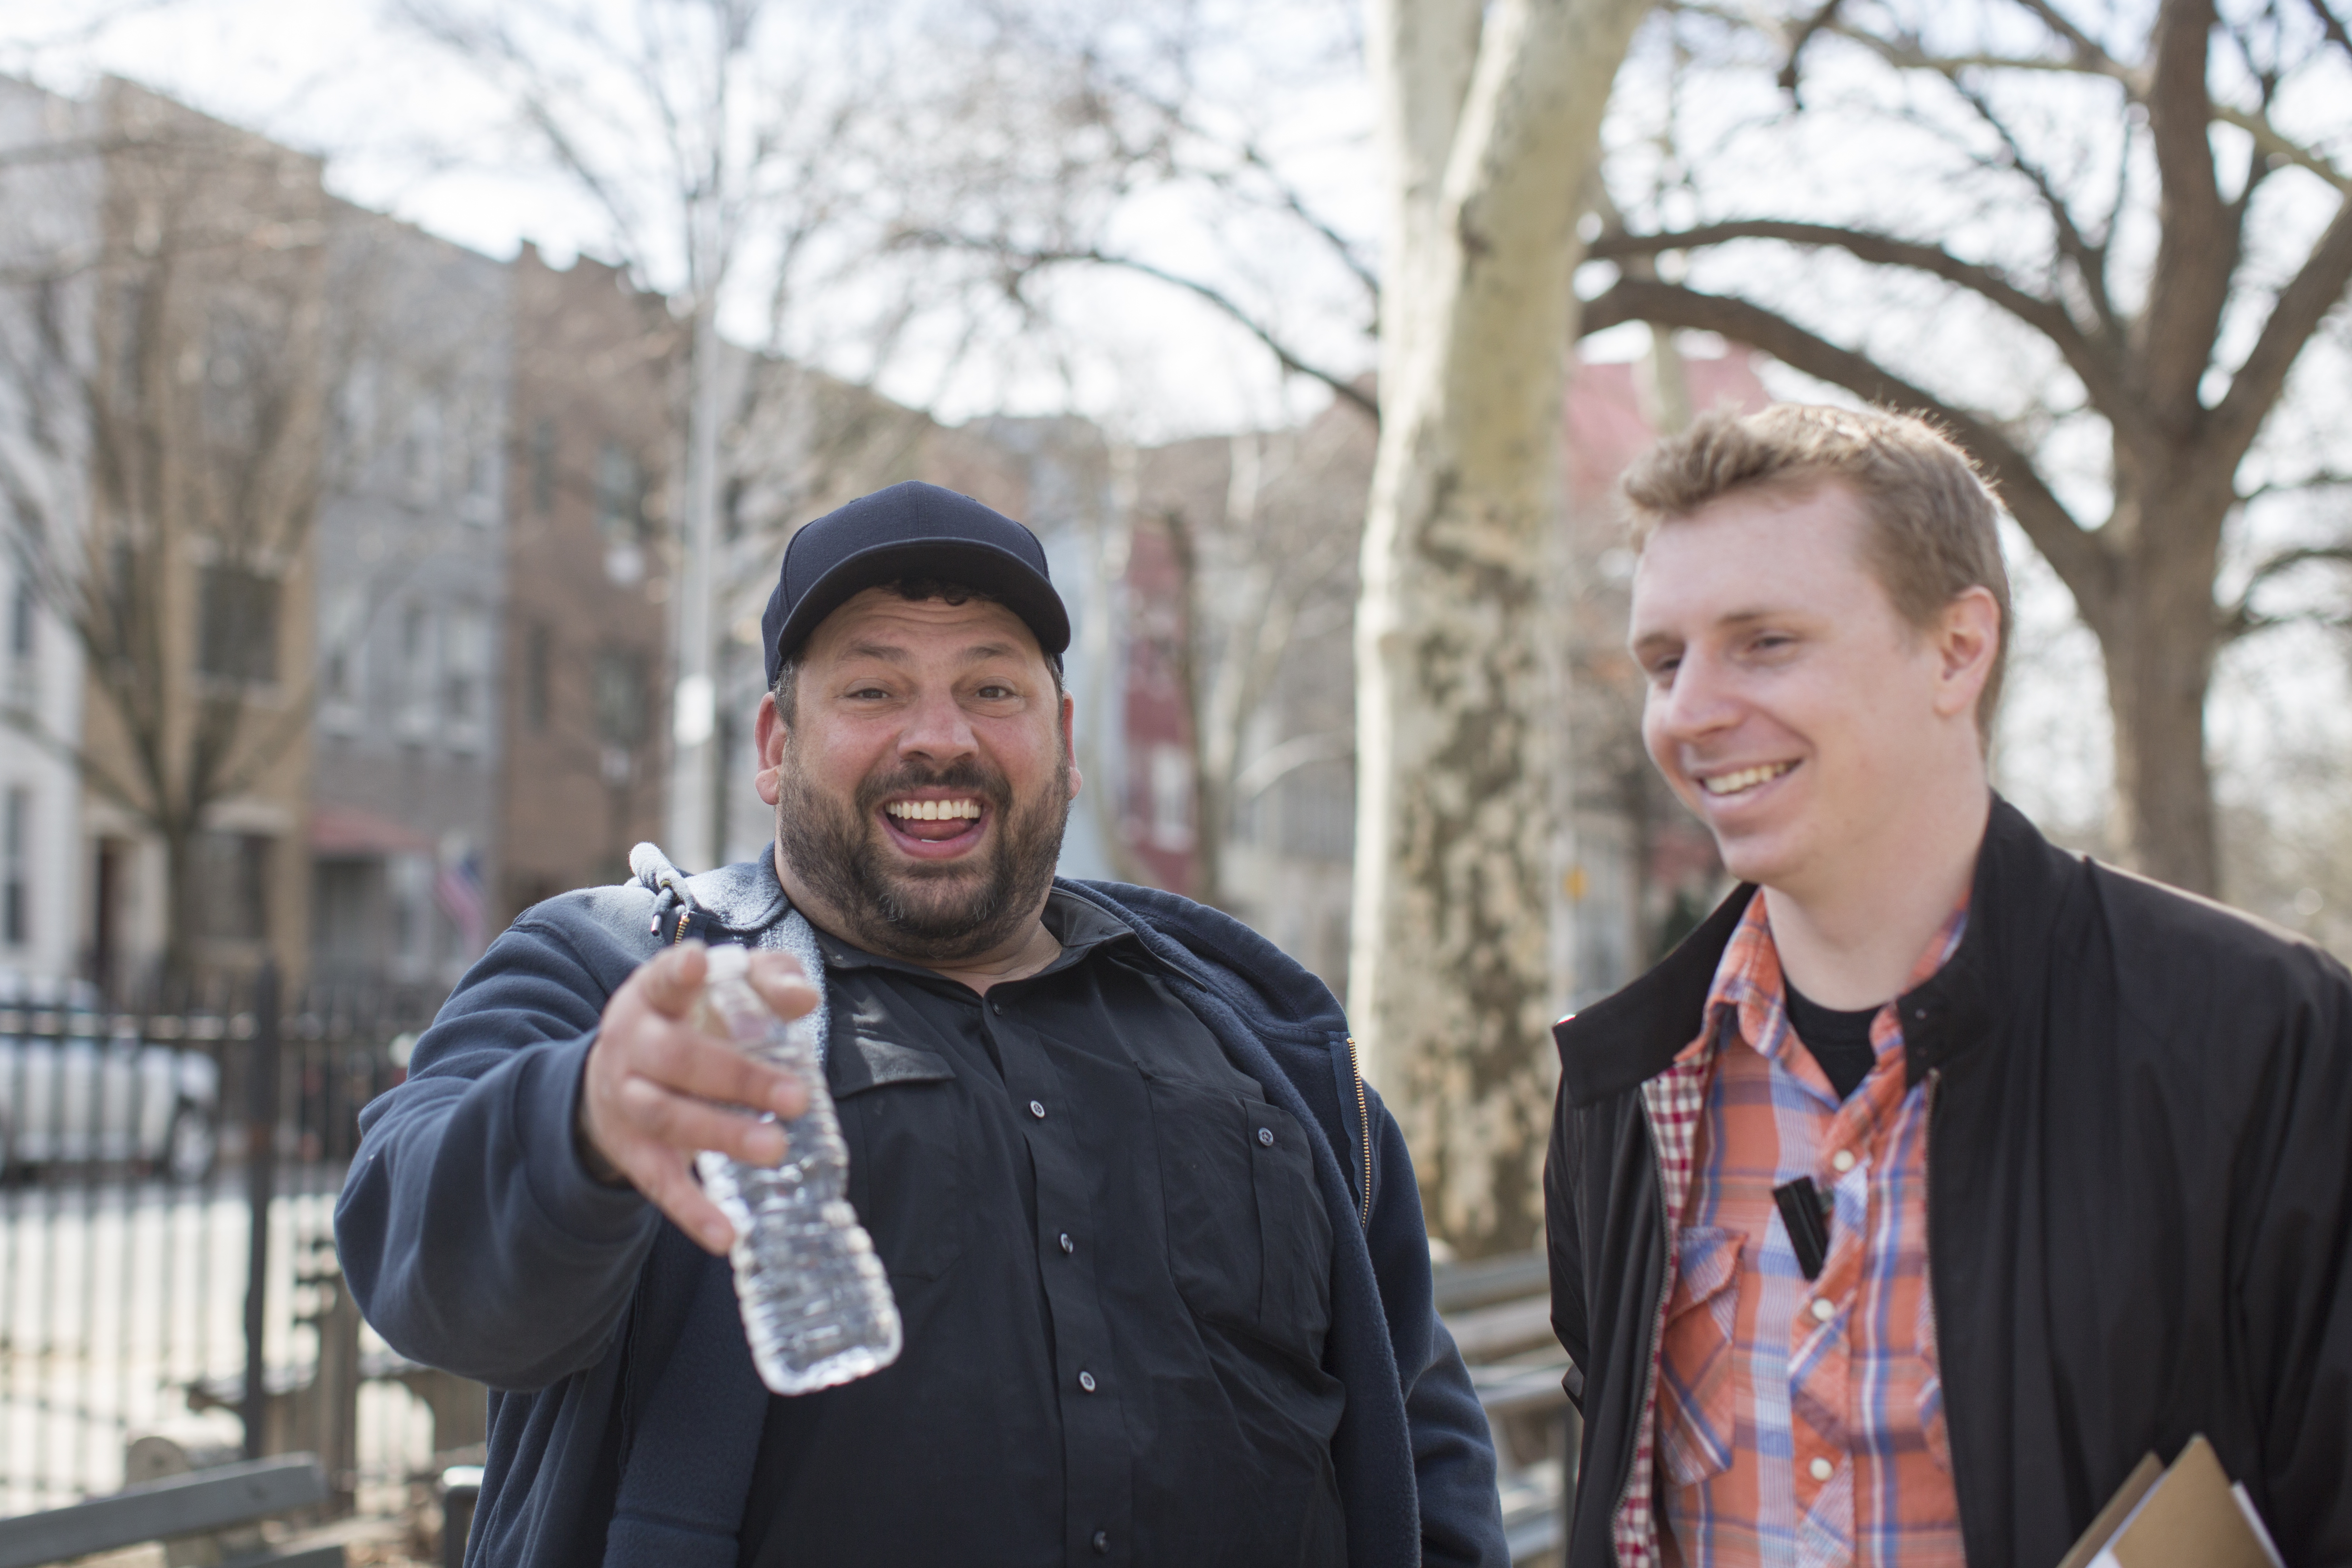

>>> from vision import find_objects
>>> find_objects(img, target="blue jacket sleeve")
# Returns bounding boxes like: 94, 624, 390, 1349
1362, 1084, 1509, 1568
334, 909, 662, 1390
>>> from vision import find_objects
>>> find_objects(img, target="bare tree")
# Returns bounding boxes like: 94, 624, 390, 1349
1581, 0, 2352, 897
398, 0, 895, 871
879, 0, 1384, 425
1133, 411, 1373, 912
0, 81, 332, 986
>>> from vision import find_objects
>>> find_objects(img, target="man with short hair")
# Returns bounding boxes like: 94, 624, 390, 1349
339, 481, 1506, 1567
1546, 406, 2352, 1566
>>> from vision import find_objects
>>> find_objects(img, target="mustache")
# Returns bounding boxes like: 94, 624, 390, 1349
853, 760, 1011, 817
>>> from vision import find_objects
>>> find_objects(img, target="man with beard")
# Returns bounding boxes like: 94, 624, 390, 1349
336, 482, 1505, 1568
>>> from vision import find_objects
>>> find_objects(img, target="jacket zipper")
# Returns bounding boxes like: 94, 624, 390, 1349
1344, 1035, 1372, 1226
1619, 1092, 1676, 1550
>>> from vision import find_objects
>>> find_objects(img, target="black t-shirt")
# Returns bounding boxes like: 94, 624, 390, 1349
1782, 981, 1883, 1101
737, 890, 1347, 1568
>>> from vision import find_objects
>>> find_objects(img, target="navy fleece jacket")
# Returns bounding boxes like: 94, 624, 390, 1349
335, 852, 1505, 1567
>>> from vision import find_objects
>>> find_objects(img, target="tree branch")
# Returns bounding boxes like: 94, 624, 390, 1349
2220, 543, 2352, 639
2310, 0, 2352, 59
1945, 74, 2126, 342
895, 231, 1378, 419
1589, 220, 2135, 413
1776, 0, 1846, 101
2135, 0, 2235, 428
1578, 273, 2117, 615
2207, 192, 2352, 465
2209, 105, 2349, 190
2010, 0, 2127, 73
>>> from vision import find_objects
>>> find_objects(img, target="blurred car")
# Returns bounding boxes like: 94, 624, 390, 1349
0, 974, 220, 1183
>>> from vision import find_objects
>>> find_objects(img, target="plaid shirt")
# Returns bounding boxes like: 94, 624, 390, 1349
1621, 895, 1966, 1568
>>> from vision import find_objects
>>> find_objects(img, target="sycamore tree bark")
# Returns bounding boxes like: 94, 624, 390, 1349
1354, 0, 1649, 1256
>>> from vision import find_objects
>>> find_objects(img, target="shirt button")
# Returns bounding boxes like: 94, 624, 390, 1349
1029, 1099, 1047, 1119
1831, 1149, 1857, 1173
1811, 1298, 1836, 1323
1059, 1232, 1074, 1254
1092, 1531, 1110, 1554
1078, 1370, 1097, 1392
1809, 1457, 1835, 1482
1257, 1127, 1275, 1147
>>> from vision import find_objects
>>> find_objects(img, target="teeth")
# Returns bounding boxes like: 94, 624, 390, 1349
886, 799, 981, 821
1701, 762, 1794, 797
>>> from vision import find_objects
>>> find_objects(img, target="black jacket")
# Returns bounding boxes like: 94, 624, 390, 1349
1545, 798, 2352, 1566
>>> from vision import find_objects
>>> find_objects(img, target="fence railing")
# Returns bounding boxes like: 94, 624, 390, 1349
0, 969, 470, 1517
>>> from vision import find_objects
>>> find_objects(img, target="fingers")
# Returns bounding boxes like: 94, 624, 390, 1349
577, 943, 816, 1250
611, 1073, 789, 1168
629, 1147, 739, 1256
631, 941, 711, 1020
745, 951, 820, 1024
635, 1025, 808, 1119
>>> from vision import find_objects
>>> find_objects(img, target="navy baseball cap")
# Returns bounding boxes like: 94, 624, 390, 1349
760, 481, 1072, 684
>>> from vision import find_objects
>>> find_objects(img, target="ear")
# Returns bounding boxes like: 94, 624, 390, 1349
753, 692, 788, 807
1060, 689, 1082, 801
1930, 586, 2001, 722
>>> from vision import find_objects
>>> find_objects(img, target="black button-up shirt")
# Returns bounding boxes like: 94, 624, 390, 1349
737, 891, 1347, 1568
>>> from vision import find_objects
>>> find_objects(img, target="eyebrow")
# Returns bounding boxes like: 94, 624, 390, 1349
1629, 609, 1788, 659
832, 640, 1027, 666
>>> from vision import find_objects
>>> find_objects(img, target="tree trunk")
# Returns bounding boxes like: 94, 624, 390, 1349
1353, 0, 1647, 1256
2090, 462, 2232, 897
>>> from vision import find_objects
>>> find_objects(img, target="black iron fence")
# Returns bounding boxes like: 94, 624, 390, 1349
0, 969, 473, 1516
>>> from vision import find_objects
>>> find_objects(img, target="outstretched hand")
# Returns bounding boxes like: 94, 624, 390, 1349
576, 942, 817, 1254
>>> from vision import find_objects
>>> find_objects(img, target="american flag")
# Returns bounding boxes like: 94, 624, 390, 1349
434, 850, 488, 955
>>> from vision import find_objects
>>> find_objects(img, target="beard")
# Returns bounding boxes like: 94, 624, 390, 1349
773, 743, 1072, 966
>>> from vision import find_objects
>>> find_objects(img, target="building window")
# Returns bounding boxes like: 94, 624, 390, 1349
530, 420, 556, 514
8, 572, 32, 664
594, 443, 641, 543
197, 566, 280, 683
198, 831, 272, 942
524, 621, 552, 732
389, 852, 432, 973
405, 397, 445, 504
593, 646, 647, 749
442, 606, 490, 749
319, 589, 363, 734
596, 444, 646, 586
2, 788, 27, 948
1148, 743, 1194, 852
397, 604, 434, 741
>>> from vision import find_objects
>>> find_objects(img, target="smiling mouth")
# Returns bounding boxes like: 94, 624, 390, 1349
1699, 761, 1797, 798
881, 796, 986, 847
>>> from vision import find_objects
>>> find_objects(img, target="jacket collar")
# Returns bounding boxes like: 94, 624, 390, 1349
1057, 878, 1351, 1040
1553, 794, 2071, 1107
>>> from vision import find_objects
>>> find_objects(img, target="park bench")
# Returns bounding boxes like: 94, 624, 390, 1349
0, 1454, 345, 1568
1432, 1248, 1578, 1568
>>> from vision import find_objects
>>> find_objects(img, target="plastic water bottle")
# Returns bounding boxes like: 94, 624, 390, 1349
691, 944, 901, 1394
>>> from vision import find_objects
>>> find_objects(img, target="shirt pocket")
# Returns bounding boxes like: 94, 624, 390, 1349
1656, 1225, 1745, 1489
832, 1035, 966, 1285
1148, 1078, 1334, 1369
